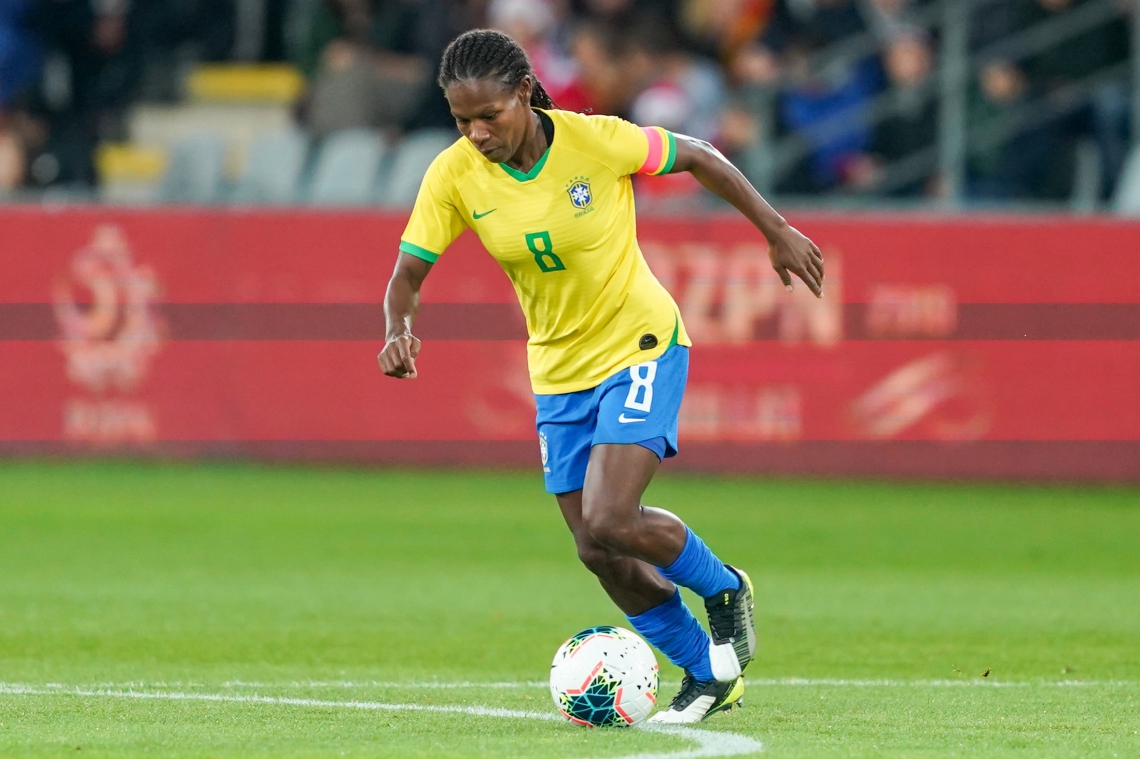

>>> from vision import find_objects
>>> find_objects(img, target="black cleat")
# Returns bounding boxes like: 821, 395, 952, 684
649, 671, 745, 724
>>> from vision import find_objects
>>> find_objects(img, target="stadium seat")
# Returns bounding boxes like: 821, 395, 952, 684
95, 142, 166, 204
187, 64, 305, 104
159, 135, 227, 204
232, 129, 310, 204
376, 129, 457, 207
1069, 139, 1101, 213
1113, 146, 1140, 216
306, 129, 388, 206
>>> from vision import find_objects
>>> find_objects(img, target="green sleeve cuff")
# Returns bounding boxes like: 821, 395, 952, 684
399, 241, 441, 263
658, 131, 677, 175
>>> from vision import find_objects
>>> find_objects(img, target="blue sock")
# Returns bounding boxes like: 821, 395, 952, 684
626, 590, 714, 681
659, 527, 740, 599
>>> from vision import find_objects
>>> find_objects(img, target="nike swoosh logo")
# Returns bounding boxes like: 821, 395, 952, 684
618, 414, 647, 424
472, 209, 496, 219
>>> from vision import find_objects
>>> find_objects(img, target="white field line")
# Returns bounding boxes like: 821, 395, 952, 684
0, 683, 765, 759
25, 678, 1130, 690
747, 678, 1130, 688
220, 680, 552, 689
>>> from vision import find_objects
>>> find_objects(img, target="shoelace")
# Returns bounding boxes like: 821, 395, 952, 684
706, 597, 738, 641
670, 673, 697, 709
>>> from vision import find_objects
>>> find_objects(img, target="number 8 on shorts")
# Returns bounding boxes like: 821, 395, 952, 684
625, 362, 657, 412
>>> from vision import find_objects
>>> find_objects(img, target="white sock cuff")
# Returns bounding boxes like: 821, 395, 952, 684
708, 640, 742, 682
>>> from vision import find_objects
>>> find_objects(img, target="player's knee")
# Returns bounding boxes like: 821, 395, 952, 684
575, 540, 611, 576
581, 508, 636, 555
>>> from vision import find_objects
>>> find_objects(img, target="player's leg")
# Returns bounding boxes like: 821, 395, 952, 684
559, 486, 729, 681
558, 484, 737, 722
580, 443, 745, 678
582, 443, 756, 679
577, 442, 746, 722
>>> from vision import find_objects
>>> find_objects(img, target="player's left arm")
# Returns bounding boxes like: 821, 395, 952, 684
669, 135, 824, 297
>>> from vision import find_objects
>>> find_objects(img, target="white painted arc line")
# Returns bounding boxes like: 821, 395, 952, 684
620, 725, 766, 759
0, 685, 765, 759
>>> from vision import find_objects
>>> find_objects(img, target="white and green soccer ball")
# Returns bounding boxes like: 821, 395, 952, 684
549, 625, 659, 727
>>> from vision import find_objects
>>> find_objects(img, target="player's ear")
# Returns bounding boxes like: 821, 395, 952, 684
517, 76, 533, 106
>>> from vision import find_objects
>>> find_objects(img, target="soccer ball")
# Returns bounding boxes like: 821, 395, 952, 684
549, 625, 659, 727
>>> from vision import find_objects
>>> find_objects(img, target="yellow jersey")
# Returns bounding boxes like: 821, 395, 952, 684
399, 108, 692, 394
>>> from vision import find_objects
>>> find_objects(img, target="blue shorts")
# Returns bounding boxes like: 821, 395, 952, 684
535, 345, 688, 494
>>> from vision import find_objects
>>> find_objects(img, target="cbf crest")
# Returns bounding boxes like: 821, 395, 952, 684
566, 176, 592, 210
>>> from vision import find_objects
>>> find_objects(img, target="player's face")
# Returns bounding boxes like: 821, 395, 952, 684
446, 78, 532, 163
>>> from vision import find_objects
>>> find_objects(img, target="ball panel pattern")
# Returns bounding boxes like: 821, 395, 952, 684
550, 626, 659, 727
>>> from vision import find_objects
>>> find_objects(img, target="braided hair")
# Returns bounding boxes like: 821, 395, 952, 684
438, 29, 558, 110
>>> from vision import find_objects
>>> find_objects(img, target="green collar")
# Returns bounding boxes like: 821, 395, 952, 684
498, 145, 550, 182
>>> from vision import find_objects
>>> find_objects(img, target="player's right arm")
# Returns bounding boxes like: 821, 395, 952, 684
378, 253, 432, 379
582, 113, 822, 297
377, 148, 468, 380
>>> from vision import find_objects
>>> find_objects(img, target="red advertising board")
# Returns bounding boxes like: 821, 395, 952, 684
1, 207, 1137, 480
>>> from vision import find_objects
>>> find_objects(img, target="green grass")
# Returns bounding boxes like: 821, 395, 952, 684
0, 461, 1137, 757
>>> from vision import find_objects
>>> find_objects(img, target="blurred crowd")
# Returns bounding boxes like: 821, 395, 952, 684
0, 0, 235, 189
0, 0, 1134, 202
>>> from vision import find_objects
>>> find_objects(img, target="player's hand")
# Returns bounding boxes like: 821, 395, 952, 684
767, 225, 824, 298
377, 333, 420, 379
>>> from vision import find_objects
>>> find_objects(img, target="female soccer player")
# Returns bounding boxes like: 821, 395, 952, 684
379, 29, 823, 724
